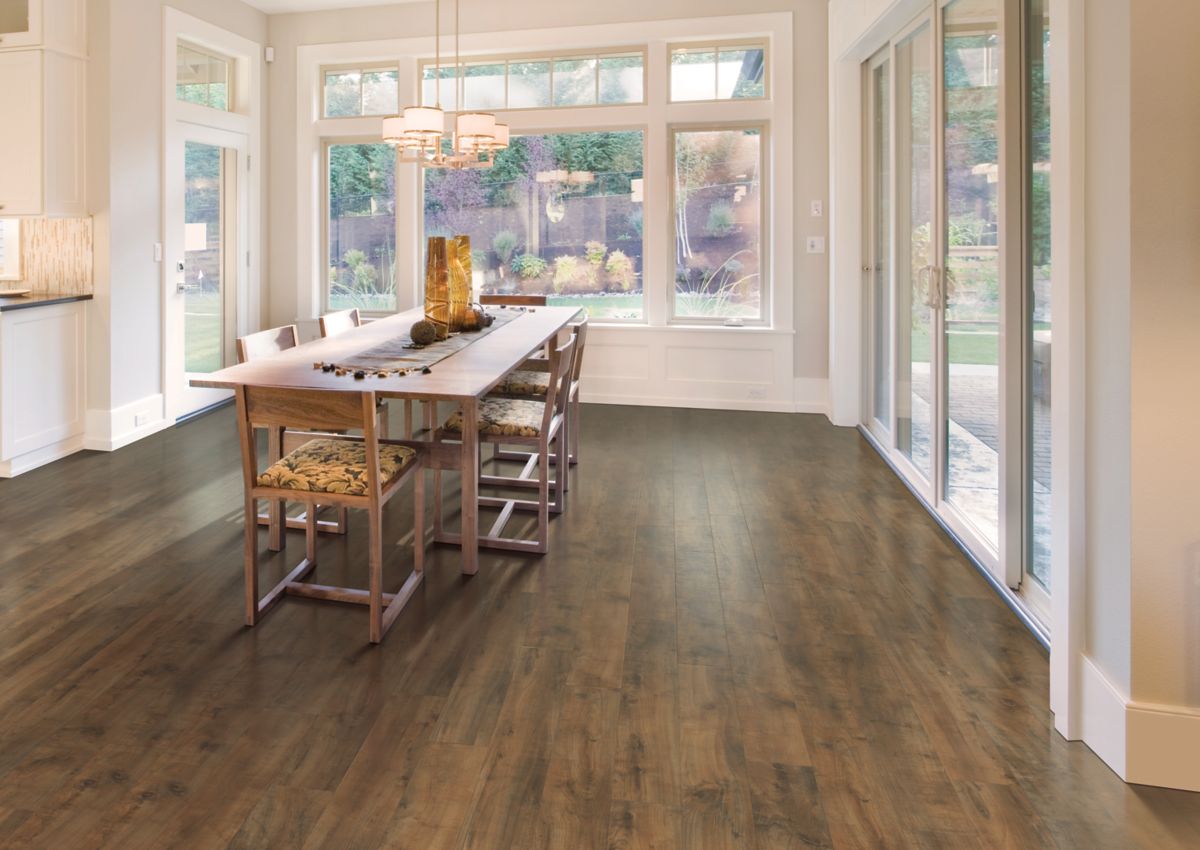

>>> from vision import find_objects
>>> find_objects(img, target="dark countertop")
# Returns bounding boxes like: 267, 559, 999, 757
0, 292, 93, 312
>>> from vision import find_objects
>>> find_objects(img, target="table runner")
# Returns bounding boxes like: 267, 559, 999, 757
319, 308, 526, 378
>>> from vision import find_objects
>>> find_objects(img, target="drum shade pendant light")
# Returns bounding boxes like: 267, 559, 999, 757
383, 0, 508, 170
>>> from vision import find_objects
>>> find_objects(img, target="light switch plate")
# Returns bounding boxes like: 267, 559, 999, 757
807, 236, 825, 254
811, 200, 823, 217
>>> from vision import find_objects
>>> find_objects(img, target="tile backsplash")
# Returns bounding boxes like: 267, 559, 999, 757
19, 218, 93, 295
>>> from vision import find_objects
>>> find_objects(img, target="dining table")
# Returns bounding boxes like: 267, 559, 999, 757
192, 304, 581, 575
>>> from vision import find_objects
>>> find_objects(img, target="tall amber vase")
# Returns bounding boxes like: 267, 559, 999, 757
424, 237, 450, 341
448, 235, 472, 332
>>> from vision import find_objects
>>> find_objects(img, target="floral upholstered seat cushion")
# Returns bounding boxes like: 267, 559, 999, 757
257, 439, 416, 495
443, 398, 544, 437
495, 369, 551, 397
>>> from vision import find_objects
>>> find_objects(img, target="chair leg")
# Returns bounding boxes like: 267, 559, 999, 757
569, 396, 580, 465
368, 505, 384, 644
336, 507, 349, 533
413, 468, 425, 574
305, 502, 318, 565
404, 400, 414, 439
553, 429, 567, 514
268, 428, 286, 552
537, 442, 549, 554
244, 496, 260, 626
433, 466, 444, 538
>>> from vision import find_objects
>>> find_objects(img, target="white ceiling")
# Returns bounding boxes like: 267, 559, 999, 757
245, 0, 422, 14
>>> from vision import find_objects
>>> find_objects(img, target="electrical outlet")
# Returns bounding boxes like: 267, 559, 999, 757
748, 386, 767, 399
134, 411, 151, 428
807, 236, 825, 254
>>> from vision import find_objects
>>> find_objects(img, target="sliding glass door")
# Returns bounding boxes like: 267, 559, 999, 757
862, 0, 1050, 625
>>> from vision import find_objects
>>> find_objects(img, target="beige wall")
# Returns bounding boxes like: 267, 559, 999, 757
1129, 0, 1200, 710
265, 0, 830, 380
88, 0, 267, 413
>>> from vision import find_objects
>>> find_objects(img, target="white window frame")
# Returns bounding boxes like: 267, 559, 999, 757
668, 122, 770, 327
668, 39, 770, 104
176, 39, 236, 112
0, 219, 21, 281
321, 62, 401, 119
419, 46, 649, 112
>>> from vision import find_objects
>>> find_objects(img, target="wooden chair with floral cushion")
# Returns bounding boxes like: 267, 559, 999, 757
234, 385, 425, 644
238, 324, 348, 543
431, 333, 575, 555
318, 308, 407, 437
487, 316, 588, 486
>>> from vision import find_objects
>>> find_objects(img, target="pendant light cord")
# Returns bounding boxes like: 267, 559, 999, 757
434, 0, 441, 109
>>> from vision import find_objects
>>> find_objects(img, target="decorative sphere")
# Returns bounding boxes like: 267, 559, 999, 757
411, 320, 437, 345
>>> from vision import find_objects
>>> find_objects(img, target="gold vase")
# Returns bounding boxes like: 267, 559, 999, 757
424, 237, 450, 341
448, 235, 472, 332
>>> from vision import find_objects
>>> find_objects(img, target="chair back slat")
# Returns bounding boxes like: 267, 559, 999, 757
237, 325, 300, 364
319, 308, 362, 338
570, 317, 589, 382
242, 385, 371, 433
480, 294, 547, 307
541, 335, 576, 434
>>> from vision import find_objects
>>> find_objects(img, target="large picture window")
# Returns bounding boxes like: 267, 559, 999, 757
326, 142, 397, 312
671, 126, 764, 321
422, 130, 645, 321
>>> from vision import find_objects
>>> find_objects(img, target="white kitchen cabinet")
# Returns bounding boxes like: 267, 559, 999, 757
0, 0, 86, 56
0, 298, 88, 477
0, 48, 86, 217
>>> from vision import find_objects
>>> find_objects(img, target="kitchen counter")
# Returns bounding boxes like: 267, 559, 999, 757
0, 292, 94, 312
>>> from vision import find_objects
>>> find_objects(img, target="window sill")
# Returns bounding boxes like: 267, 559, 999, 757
590, 321, 792, 335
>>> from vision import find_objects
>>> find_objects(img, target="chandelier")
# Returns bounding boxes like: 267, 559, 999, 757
382, 0, 508, 170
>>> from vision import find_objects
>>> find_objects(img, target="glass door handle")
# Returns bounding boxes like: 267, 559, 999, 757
176, 283, 201, 294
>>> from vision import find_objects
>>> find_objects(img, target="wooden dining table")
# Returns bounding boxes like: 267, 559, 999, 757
192, 304, 581, 575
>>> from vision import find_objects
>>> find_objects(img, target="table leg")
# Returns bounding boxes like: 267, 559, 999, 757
267, 426, 285, 552
460, 398, 479, 576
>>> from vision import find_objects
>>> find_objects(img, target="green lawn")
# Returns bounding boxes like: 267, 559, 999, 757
185, 292, 222, 373
910, 325, 999, 366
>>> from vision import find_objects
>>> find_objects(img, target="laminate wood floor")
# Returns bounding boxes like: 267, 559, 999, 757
1, 404, 1197, 849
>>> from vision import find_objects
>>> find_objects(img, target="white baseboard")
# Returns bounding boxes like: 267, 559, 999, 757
0, 435, 86, 478
794, 377, 830, 416
1127, 699, 1200, 792
1079, 654, 1200, 791
84, 393, 171, 452
1080, 654, 1129, 779
581, 391, 795, 414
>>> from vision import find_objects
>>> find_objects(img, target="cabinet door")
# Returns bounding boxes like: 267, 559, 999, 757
0, 1, 41, 50
43, 50, 84, 215
0, 51, 44, 215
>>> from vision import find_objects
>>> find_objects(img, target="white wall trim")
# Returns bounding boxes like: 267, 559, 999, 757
1080, 654, 1130, 780
84, 392, 170, 452
794, 377, 829, 415
0, 436, 86, 479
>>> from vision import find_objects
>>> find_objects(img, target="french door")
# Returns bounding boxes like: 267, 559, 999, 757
863, 0, 1051, 626
165, 125, 249, 420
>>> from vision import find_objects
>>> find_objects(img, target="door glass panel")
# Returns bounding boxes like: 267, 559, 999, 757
0, 3, 30, 36
895, 22, 934, 479
871, 58, 892, 431
943, 0, 1001, 547
184, 141, 227, 373
1028, 0, 1052, 587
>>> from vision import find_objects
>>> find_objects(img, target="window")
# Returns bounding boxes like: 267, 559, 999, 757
423, 130, 645, 321
326, 142, 397, 312
323, 66, 400, 118
0, 219, 21, 281
421, 50, 645, 111
177, 41, 232, 110
670, 42, 766, 102
671, 127, 763, 321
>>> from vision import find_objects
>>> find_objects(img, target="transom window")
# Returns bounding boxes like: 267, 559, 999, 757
323, 66, 401, 118
669, 41, 767, 102
421, 50, 645, 111
176, 41, 233, 110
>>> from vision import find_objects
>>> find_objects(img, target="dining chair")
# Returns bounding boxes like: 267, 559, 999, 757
238, 323, 348, 542
432, 333, 576, 554
234, 385, 425, 644
316, 308, 400, 437
489, 317, 588, 479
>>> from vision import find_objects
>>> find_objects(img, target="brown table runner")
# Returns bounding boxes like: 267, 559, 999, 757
321, 308, 526, 377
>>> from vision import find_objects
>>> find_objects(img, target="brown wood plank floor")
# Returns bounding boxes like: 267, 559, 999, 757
1, 403, 1198, 849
